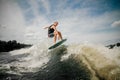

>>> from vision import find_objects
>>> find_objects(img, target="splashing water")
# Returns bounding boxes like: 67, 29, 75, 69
0, 42, 120, 80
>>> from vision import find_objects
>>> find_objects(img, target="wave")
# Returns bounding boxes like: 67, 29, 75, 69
0, 42, 120, 80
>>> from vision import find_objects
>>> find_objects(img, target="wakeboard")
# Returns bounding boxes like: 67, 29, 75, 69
48, 39, 67, 49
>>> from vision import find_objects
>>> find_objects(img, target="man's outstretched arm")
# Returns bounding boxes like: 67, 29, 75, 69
43, 26, 49, 29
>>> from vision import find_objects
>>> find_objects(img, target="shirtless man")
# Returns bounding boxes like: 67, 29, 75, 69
44, 21, 63, 43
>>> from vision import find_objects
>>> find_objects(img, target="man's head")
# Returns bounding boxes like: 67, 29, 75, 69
54, 21, 58, 26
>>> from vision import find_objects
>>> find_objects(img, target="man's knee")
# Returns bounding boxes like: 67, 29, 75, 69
58, 31, 61, 34
54, 32, 57, 35
54, 31, 61, 35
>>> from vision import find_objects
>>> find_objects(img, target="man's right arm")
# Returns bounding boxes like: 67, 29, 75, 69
43, 26, 49, 29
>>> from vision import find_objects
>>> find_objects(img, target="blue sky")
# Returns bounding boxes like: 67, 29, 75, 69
0, 0, 120, 44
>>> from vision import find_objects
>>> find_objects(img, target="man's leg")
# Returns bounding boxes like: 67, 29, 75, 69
54, 31, 63, 43
54, 33, 57, 43
57, 31, 63, 40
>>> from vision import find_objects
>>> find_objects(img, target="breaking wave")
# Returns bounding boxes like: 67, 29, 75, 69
0, 42, 120, 80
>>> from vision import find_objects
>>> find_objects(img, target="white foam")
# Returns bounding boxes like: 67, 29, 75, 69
1, 42, 120, 73
61, 43, 120, 67
7, 42, 51, 72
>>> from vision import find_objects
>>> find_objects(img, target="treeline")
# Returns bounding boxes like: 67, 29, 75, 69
106, 42, 120, 49
0, 40, 32, 52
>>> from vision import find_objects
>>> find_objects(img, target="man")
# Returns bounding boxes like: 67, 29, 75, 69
44, 21, 63, 43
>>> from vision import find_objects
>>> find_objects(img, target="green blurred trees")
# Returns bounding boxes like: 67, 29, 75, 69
0, 40, 32, 52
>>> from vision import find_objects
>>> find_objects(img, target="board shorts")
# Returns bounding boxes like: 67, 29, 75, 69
48, 33, 54, 38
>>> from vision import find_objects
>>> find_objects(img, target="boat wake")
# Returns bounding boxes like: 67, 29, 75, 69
0, 42, 120, 80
